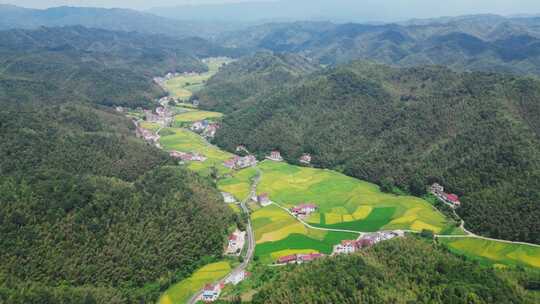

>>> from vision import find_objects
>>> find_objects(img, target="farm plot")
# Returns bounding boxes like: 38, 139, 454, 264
158, 261, 231, 304
257, 161, 453, 234
159, 128, 233, 176
174, 110, 223, 124
440, 238, 540, 269
251, 204, 357, 264
218, 167, 258, 201
164, 57, 232, 100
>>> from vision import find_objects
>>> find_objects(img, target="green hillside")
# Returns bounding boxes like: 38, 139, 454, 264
211, 59, 540, 244
250, 238, 539, 304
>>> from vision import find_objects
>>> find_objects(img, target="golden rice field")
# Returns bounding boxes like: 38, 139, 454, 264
440, 238, 540, 269
139, 121, 161, 132
218, 167, 258, 201
174, 110, 223, 124
159, 128, 233, 176
257, 161, 454, 234
158, 261, 231, 304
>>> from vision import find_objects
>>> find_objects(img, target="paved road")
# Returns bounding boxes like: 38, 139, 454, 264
187, 169, 259, 304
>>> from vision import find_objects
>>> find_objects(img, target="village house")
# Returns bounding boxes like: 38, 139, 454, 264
236, 145, 247, 153
226, 230, 246, 255
291, 203, 318, 217
169, 151, 207, 162
332, 231, 404, 256
266, 150, 283, 162
221, 192, 237, 204
191, 120, 209, 132
276, 253, 324, 265
256, 193, 272, 207
430, 183, 461, 208
223, 155, 257, 170
201, 283, 224, 302
136, 126, 160, 144
299, 153, 312, 165
203, 123, 220, 138
225, 270, 251, 285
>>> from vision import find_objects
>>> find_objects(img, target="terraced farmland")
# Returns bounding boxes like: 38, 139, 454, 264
251, 204, 357, 263
256, 161, 454, 234
158, 261, 231, 304
159, 127, 233, 175
174, 110, 223, 124
218, 167, 258, 201
440, 238, 540, 269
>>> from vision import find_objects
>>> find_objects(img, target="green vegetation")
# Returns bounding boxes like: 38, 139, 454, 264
159, 261, 232, 304
251, 238, 539, 304
174, 110, 223, 124
257, 161, 453, 233
196, 52, 318, 113
165, 57, 232, 100
211, 59, 540, 244
440, 238, 540, 269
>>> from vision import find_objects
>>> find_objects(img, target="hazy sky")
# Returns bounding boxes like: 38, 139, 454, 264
3, 0, 540, 19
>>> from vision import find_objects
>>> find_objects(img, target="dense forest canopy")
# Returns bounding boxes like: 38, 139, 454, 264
206, 56, 540, 244
217, 16, 540, 76
250, 238, 539, 304
0, 26, 237, 303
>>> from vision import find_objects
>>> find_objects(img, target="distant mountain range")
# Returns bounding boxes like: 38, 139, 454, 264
217, 15, 540, 76
0, 4, 246, 38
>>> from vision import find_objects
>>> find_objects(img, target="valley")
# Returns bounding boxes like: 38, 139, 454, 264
137, 59, 540, 303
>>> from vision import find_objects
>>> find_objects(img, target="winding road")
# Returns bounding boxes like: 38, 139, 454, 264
186, 169, 260, 304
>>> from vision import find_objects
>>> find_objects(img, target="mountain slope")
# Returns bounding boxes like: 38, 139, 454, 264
218, 17, 540, 75
211, 62, 540, 244
0, 26, 239, 107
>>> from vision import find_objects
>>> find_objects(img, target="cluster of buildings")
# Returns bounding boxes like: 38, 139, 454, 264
290, 203, 318, 218
224, 155, 257, 170
144, 106, 173, 126
169, 151, 207, 162
200, 270, 251, 302
265, 150, 313, 165
253, 193, 272, 207
191, 120, 220, 138
226, 230, 246, 256
135, 122, 160, 145
430, 183, 461, 208
276, 253, 325, 265
332, 231, 405, 255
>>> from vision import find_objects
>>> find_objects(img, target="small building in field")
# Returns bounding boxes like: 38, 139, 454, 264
236, 145, 247, 152
291, 203, 318, 216
297, 253, 324, 263
191, 120, 209, 132
430, 183, 461, 208
266, 150, 283, 162
221, 192, 237, 204
223, 155, 257, 170
257, 193, 272, 207
445, 193, 461, 207
226, 230, 246, 255
299, 153, 312, 165
333, 240, 361, 255
191, 153, 207, 162
430, 183, 444, 195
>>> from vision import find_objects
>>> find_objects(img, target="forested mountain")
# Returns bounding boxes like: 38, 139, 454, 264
0, 4, 244, 39
0, 26, 236, 303
250, 238, 539, 303
217, 16, 540, 75
208, 57, 540, 244
0, 26, 238, 107
195, 52, 319, 112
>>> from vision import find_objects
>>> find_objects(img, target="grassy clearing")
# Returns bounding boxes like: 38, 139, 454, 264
257, 161, 453, 234
159, 128, 233, 176
218, 167, 258, 201
440, 238, 540, 269
139, 121, 161, 132
164, 57, 232, 100
158, 261, 231, 304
